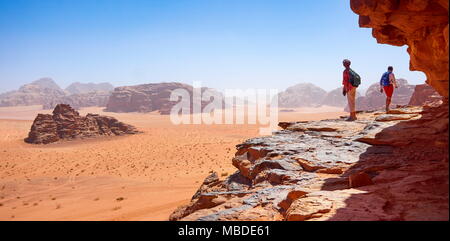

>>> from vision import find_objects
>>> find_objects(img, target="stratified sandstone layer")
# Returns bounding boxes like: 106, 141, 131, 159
105, 82, 222, 114
43, 91, 111, 110
25, 104, 139, 144
409, 84, 442, 106
170, 102, 448, 221
350, 0, 449, 97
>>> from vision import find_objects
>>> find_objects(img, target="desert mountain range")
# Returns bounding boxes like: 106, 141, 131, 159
0, 77, 440, 113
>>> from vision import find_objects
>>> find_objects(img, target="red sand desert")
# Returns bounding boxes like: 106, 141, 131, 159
0, 105, 345, 220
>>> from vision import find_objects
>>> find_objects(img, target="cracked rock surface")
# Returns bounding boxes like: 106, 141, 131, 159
170, 101, 448, 221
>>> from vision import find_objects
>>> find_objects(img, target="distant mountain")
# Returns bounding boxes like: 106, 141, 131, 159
0, 78, 66, 107
0, 78, 113, 109
278, 83, 327, 108
349, 78, 415, 111
105, 82, 223, 114
28, 77, 63, 90
65, 82, 114, 94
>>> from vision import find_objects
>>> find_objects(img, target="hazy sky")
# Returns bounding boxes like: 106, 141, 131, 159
0, 0, 426, 93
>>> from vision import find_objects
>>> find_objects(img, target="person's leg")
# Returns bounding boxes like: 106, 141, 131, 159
383, 85, 393, 112
386, 97, 392, 112
346, 88, 357, 120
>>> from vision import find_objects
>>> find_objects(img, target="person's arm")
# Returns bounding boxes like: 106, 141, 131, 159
342, 71, 347, 94
390, 73, 397, 88
380, 74, 384, 93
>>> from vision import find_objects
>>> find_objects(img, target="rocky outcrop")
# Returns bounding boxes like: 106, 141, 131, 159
65, 82, 114, 95
170, 101, 448, 221
105, 82, 222, 114
25, 104, 139, 144
278, 83, 327, 108
349, 79, 415, 111
409, 84, 442, 106
43, 91, 111, 110
0, 78, 66, 107
350, 0, 449, 97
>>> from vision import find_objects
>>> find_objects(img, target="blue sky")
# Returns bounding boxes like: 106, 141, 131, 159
0, 0, 426, 92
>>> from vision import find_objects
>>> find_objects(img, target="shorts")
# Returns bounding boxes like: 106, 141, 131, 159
383, 85, 394, 98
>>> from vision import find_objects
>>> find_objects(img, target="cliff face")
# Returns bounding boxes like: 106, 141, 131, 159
350, 0, 449, 97
170, 102, 448, 221
105, 82, 222, 114
409, 84, 442, 106
278, 83, 327, 108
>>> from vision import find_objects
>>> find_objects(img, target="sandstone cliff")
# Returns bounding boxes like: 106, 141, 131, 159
65, 82, 114, 95
170, 102, 448, 221
278, 83, 327, 108
169, 0, 449, 221
105, 82, 222, 114
43, 91, 111, 110
350, 0, 449, 97
409, 84, 442, 106
25, 104, 139, 144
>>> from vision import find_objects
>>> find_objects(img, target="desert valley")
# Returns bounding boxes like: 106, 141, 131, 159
0, 0, 448, 222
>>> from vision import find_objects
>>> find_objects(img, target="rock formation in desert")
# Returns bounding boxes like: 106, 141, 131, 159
350, 78, 415, 111
350, 0, 449, 97
25, 104, 139, 144
0, 78, 66, 107
65, 82, 114, 95
43, 91, 111, 110
278, 83, 327, 108
170, 101, 448, 221
0, 78, 114, 110
170, 0, 449, 221
409, 84, 442, 106
105, 82, 223, 114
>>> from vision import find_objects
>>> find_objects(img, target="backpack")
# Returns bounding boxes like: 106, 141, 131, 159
380, 72, 390, 86
349, 69, 361, 87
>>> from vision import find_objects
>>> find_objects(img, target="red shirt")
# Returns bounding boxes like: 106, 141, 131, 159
343, 69, 353, 91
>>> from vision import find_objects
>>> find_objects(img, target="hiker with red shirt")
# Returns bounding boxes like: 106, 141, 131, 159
380, 66, 398, 112
342, 59, 359, 121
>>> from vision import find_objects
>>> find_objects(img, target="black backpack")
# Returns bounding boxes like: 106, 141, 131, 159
349, 68, 361, 87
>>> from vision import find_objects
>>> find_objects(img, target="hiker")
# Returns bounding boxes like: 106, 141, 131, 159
380, 66, 398, 112
342, 59, 361, 121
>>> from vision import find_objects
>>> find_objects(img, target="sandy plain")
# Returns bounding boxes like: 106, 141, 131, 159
0, 105, 345, 220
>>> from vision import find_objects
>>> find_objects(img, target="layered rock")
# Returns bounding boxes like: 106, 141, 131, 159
43, 91, 111, 110
408, 84, 442, 106
0, 78, 66, 107
170, 101, 448, 221
105, 82, 223, 114
349, 79, 415, 111
65, 82, 114, 95
350, 0, 449, 97
25, 104, 139, 144
278, 83, 327, 108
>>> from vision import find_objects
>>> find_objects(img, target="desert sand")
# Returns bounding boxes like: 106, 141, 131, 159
0, 105, 345, 220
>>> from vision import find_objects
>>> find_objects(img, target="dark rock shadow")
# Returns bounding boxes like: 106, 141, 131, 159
321, 103, 449, 221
